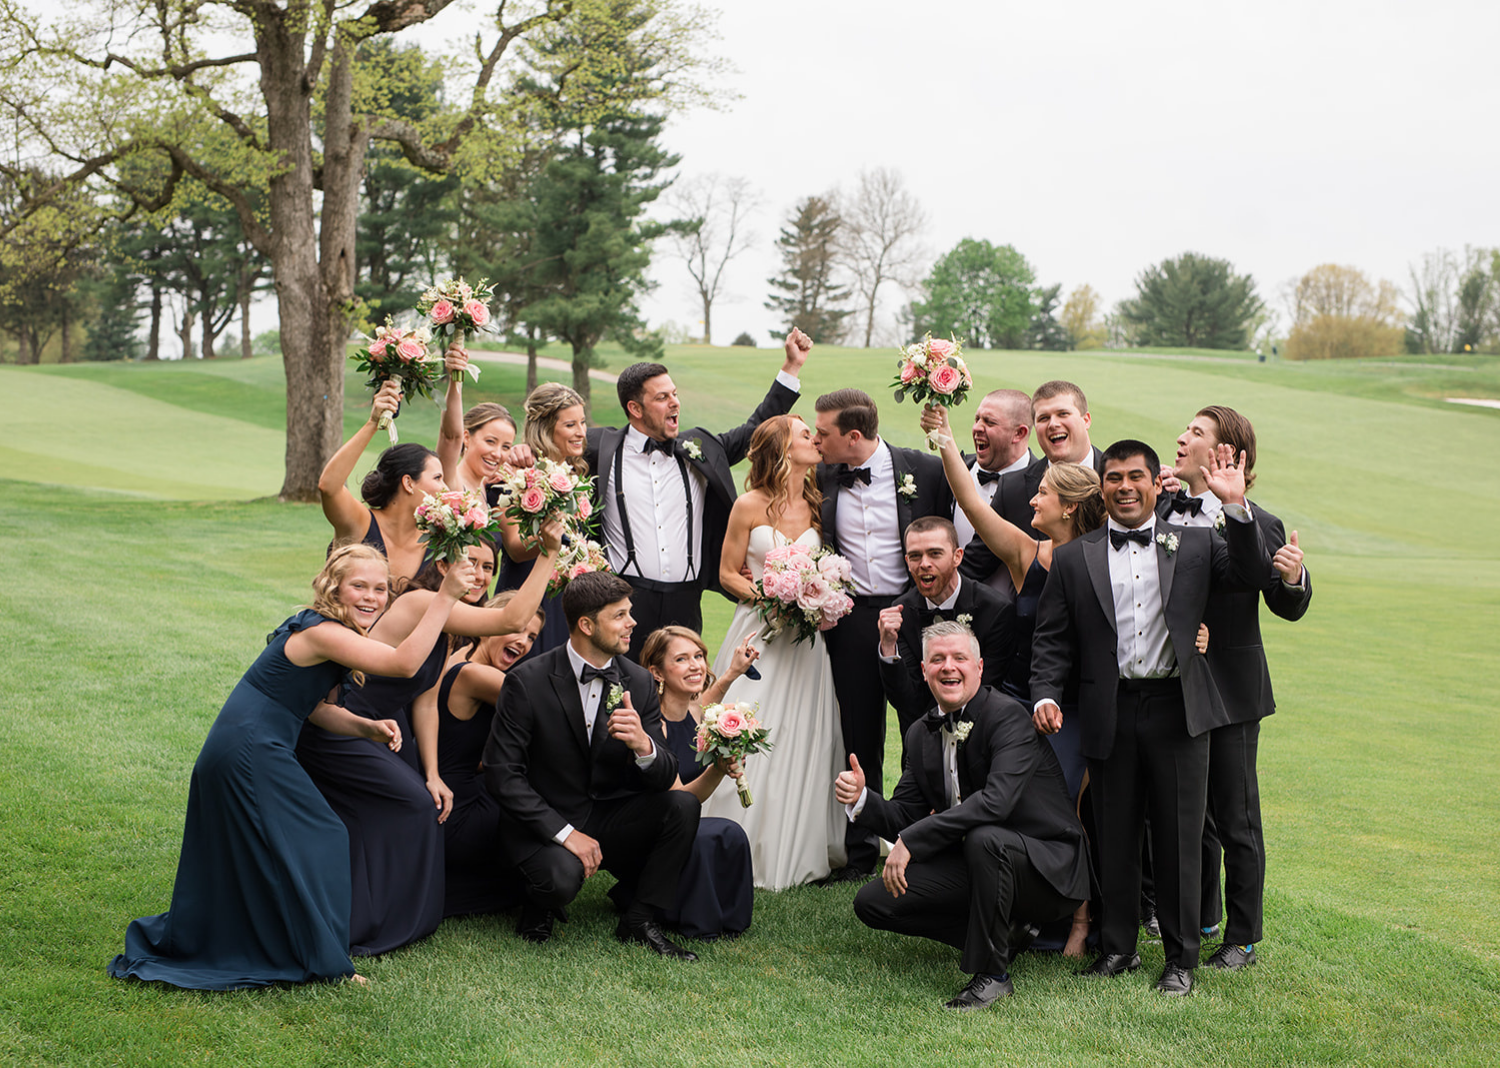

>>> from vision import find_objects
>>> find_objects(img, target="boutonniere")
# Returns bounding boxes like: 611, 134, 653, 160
1156, 531, 1180, 556
1213, 511, 1225, 533
946, 720, 975, 745
605, 683, 624, 713
956, 613, 973, 628
683, 438, 704, 462
897, 473, 918, 499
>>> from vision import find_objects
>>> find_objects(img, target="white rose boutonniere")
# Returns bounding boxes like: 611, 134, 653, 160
1213, 511, 1226, 533
956, 613, 973, 628
605, 683, 624, 713
683, 438, 704, 461
1156, 531, 1180, 556
897, 473, 918, 499
946, 720, 975, 745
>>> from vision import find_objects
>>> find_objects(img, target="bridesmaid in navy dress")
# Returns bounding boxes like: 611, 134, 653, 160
414, 590, 544, 917
639, 626, 759, 940
108, 544, 477, 989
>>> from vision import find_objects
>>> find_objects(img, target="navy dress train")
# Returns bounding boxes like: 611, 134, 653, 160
108, 611, 355, 989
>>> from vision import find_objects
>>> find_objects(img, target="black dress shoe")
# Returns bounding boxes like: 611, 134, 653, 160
943, 973, 1013, 1010
1155, 963, 1193, 996
816, 864, 873, 885
615, 919, 698, 961
1080, 952, 1140, 977
516, 905, 555, 944
1141, 906, 1161, 939
1205, 943, 1256, 970
1007, 922, 1040, 958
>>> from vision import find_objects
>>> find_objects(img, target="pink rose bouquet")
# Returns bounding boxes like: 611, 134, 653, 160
349, 318, 443, 443
890, 333, 973, 448
753, 544, 855, 645
694, 701, 772, 807
547, 538, 612, 595
492, 456, 598, 564
414, 488, 501, 564
416, 277, 497, 386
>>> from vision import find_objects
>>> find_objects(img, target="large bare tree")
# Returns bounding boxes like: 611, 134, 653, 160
837, 167, 927, 348
662, 172, 758, 344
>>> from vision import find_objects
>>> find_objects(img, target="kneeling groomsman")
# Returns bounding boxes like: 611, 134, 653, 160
838, 622, 1090, 1009
877, 516, 1015, 740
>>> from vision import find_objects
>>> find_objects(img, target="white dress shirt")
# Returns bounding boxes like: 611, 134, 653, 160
952, 452, 1030, 550
1107, 517, 1176, 679
835, 439, 907, 597
602, 425, 708, 583
847, 703, 965, 819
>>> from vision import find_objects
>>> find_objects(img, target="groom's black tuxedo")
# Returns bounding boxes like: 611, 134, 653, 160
959, 447, 1103, 582
1029, 512, 1272, 969
852, 686, 1090, 975
587, 377, 798, 657
1153, 494, 1311, 947
815, 443, 953, 871
877, 577, 1016, 738
483, 644, 697, 915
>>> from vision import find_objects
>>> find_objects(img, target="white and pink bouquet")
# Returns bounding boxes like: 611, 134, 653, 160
414, 488, 501, 564
350, 318, 443, 443
694, 701, 772, 808
416, 277, 495, 385
548, 537, 612, 595
753, 543, 855, 646
493, 457, 596, 551
891, 334, 973, 447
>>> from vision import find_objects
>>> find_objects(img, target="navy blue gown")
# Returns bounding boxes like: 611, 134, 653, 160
435, 662, 523, 916
295, 633, 447, 956
108, 611, 355, 989
660, 714, 753, 940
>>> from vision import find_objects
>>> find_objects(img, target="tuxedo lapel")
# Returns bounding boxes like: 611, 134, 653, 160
891, 447, 914, 536
916, 729, 947, 810
596, 428, 626, 497
1157, 523, 1178, 608
549, 659, 590, 756
820, 475, 841, 553
1084, 532, 1116, 629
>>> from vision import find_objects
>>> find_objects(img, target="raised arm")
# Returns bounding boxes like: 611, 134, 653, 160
699, 633, 760, 706
436, 344, 470, 490
318, 379, 401, 541
716, 331, 809, 463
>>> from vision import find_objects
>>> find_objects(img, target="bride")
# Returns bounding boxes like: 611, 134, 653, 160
702, 414, 848, 889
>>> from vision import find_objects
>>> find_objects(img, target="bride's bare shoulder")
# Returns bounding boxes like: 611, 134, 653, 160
730, 489, 773, 518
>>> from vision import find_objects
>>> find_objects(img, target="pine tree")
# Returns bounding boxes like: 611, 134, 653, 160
764, 196, 851, 344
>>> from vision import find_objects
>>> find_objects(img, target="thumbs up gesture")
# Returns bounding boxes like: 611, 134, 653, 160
1273, 529, 1304, 584
834, 753, 866, 805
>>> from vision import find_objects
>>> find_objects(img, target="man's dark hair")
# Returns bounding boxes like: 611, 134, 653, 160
1098, 438, 1161, 479
904, 515, 958, 550
562, 572, 634, 631
616, 362, 670, 414
814, 387, 879, 438
1196, 405, 1257, 490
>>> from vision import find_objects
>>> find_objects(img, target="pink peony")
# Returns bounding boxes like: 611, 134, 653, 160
899, 360, 922, 384
929, 364, 962, 395
928, 338, 955, 360
396, 337, 426, 362
716, 708, 746, 737
797, 576, 832, 612
368, 338, 388, 357
519, 486, 547, 513
430, 300, 456, 325
463, 299, 491, 327
816, 554, 845, 581
764, 545, 791, 565
576, 495, 592, 520
464, 507, 487, 527
548, 467, 575, 493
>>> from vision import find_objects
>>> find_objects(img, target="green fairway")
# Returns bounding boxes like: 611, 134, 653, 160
1, 348, 1497, 1066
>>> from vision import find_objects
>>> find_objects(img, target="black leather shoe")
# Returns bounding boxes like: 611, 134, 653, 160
1205, 943, 1256, 970
516, 905, 555, 944
1080, 952, 1140, 977
616, 919, 698, 961
1141, 906, 1161, 939
1007, 922, 1040, 958
816, 864, 873, 885
943, 973, 1013, 1010
1155, 963, 1193, 996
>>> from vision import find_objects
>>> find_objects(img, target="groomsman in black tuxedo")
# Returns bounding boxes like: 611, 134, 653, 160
588, 331, 810, 660
960, 380, 1102, 582
814, 388, 953, 879
1030, 439, 1273, 995
483, 572, 700, 958
877, 516, 1015, 738
953, 390, 1035, 595
838, 622, 1090, 1009
1159, 406, 1310, 971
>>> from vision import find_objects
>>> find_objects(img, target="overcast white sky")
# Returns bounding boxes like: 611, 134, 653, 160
617, 0, 1498, 345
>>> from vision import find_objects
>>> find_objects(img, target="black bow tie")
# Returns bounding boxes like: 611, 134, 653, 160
1109, 527, 1152, 551
579, 662, 619, 686
976, 467, 1001, 486
835, 465, 872, 488
1169, 494, 1204, 517
919, 607, 947, 628
924, 707, 963, 734
643, 437, 675, 456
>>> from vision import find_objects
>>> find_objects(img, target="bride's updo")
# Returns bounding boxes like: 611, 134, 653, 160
746, 415, 822, 537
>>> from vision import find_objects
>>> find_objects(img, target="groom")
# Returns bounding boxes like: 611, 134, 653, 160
814, 387, 953, 878
483, 572, 700, 958
589, 331, 810, 660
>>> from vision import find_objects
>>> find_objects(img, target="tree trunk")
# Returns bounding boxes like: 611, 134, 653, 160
60, 308, 72, 362
17, 329, 31, 364
240, 266, 254, 358
572, 343, 593, 415
701, 294, 712, 346
178, 305, 195, 359
146, 287, 162, 360
526, 325, 538, 394
201, 303, 217, 359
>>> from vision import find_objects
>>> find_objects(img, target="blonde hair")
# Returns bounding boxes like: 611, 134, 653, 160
522, 382, 588, 476
311, 543, 390, 685
1042, 462, 1105, 539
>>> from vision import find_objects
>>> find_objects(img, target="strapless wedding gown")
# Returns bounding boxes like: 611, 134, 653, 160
701, 526, 847, 889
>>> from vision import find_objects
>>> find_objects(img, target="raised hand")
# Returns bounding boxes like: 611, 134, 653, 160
1273, 530, 1304, 584
442, 343, 470, 378
369, 379, 402, 424
1201, 443, 1248, 506
834, 753, 867, 806
606, 692, 654, 757
438, 555, 479, 600
502, 443, 537, 470
728, 634, 761, 677
877, 604, 904, 658
538, 517, 566, 555
1159, 464, 1183, 495
782, 327, 812, 373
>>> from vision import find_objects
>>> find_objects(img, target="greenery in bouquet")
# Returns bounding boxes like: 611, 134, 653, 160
753, 543, 855, 646
413, 488, 500, 564
694, 702, 772, 807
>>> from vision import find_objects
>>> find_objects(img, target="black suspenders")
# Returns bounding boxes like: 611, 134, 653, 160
613, 439, 697, 582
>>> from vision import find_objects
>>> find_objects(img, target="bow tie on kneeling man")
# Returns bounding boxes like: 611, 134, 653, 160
579, 662, 620, 685
1109, 527, 1152, 551
924, 707, 962, 734
1168, 493, 1204, 517
835, 465, 872, 488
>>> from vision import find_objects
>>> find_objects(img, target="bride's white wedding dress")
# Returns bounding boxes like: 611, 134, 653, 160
702, 525, 847, 890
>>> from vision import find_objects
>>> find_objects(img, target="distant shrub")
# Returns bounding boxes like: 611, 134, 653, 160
731, 332, 756, 347
252, 330, 281, 358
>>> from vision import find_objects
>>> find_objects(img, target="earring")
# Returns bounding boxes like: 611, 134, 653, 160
655, 677, 665, 697
1063, 511, 1073, 520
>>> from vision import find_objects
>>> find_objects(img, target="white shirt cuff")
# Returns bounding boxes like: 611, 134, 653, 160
634, 739, 658, 768
1033, 698, 1060, 716
554, 823, 575, 845
1222, 501, 1253, 523
845, 787, 868, 821
1282, 566, 1308, 590
878, 651, 898, 664
775, 369, 801, 391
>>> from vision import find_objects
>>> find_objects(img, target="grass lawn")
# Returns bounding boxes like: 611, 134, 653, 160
1, 348, 1497, 1066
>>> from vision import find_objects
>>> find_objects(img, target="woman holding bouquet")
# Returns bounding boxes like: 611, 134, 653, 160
701, 414, 848, 890
437, 394, 520, 505
108, 544, 477, 990
640, 626, 759, 938
493, 382, 591, 658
